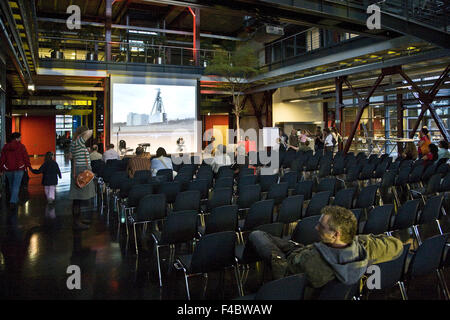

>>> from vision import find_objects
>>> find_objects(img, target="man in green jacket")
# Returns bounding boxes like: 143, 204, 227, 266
248, 205, 404, 297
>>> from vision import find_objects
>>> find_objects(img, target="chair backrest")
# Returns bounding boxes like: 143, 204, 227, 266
254, 274, 307, 300
304, 191, 331, 218
109, 171, 129, 189
156, 168, 173, 182
418, 195, 443, 224
128, 184, 153, 207
421, 162, 437, 182
291, 215, 321, 245
239, 167, 255, 177
395, 166, 411, 186
351, 209, 362, 225
281, 171, 298, 189
133, 170, 152, 183
295, 180, 313, 200
392, 199, 420, 230
277, 195, 304, 224
374, 244, 411, 290
267, 182, 289, 205
332, 157, 345, 175
255, 222, 285, 238
243, 199, 275, 231
407, 233, 449, 278
355, 185, 378, 209
362, 204, 394, 235
196, 170, 213, 188
237, 174, 258, 192
346, 163, 362, 182
160, 210, 199, 245
215, 176, 234, 189
441, 172, 450, 192
425, 173, 443, 195
318, 279, 360, 300
136, 193, 167, 221
408, 165, 424, 183
190, 231, 237, 274
333, 188, 355, 209
237, 184, 261, 209
208, 187, 233, 210
317, 178, 337, 196
205, 205, 238, 234
173, 190, 201, 212
373, 160, 389, 179
259, 174, 279, 192
359, 162, 376, 180
158, 181, 181, 204
188, 179, 208, 198
217, 166, 234, 179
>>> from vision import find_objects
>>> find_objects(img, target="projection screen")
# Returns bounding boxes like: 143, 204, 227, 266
111, 75, 199, 155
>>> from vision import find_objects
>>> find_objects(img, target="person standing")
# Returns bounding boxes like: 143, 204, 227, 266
417, 127, 431, 158
323, 128, 334, 154
31, 151, 61, 203
0, 132, 32, 209
69, 126, 95, 230
314, 126, 324, 154
289, 129, 299, 149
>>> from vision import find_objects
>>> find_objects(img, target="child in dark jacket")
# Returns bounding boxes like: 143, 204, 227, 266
31, 152, 62, 203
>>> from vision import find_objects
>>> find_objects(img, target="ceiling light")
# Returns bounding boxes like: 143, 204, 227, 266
387, 51, 396, 54
290, 99, 302, 102
27, 84, 35, 91
407, 46, 416, 50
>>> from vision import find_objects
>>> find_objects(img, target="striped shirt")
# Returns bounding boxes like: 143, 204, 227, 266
71, 136, 91, 168
127, 156, 151, 178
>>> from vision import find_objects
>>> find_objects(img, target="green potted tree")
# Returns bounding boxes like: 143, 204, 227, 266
204, 44, 260, 141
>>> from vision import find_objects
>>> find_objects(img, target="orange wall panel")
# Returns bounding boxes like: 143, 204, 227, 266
19, 116, 56, 156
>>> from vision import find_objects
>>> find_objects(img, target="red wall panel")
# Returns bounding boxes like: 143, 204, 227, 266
18, 116, 56, 156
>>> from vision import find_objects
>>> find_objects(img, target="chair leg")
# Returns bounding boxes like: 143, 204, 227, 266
398, 281, 408, 300
203, 273, 209, 299
184, 272, 191, 300
413, 225, 422, 246
436, 269, 450, 300
133, 223, 139, 255
155, 245, 162, 287
234, 265, 244, 297
436, 219, 444, 235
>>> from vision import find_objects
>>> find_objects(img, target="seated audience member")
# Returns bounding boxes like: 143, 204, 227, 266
151, 147, 173, 176
102, 144, 120, 162
89, 144, 103, 161
438, 140, 450, 160
400, 142, 418, 161
127, 146, 151, 178
422, 143, 439, 166
247, 205, 403, 299
211, 144, 232, 174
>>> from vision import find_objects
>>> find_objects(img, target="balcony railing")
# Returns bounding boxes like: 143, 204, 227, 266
38, 37, 228, 67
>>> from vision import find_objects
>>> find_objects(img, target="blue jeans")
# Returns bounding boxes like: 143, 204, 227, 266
5, 170, 24, 204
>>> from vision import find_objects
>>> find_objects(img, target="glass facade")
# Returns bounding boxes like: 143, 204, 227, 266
337, 91, 449, 156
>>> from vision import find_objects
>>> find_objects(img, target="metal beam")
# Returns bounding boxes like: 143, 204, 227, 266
105, 0, 113, 62
343, 72, 385, 154
35, 86, 104, 91
37, 17, 245, 41
246, 48, 450, 94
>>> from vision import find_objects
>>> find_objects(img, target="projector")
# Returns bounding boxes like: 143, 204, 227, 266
265, 25, 284, 36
